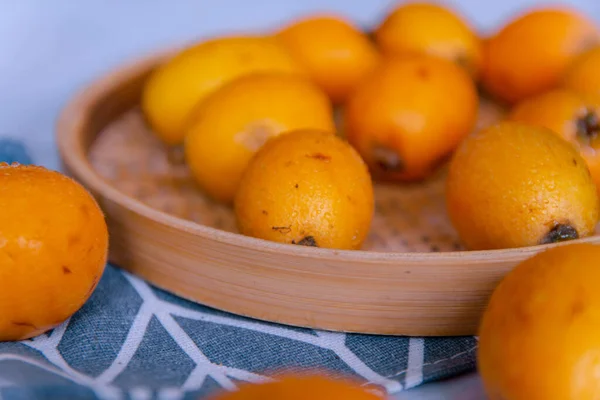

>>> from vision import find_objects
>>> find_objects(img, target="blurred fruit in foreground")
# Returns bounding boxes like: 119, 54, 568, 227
209, 374, 380, 399
446, 122, 599, 250
344, 54, 478, 182
184, 73, 335, 204
508, 88, 600, 194
478, 243, 600, 400
277, 14, 380, 104
563, 46, 600, 99
234, 129, 374, 250
374, 2, 483, 77
141, 35, 306, 146
482, 8, 599, 104
0, 163, 108, 341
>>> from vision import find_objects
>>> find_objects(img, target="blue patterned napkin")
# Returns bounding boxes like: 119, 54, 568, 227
0, 138, 477, 400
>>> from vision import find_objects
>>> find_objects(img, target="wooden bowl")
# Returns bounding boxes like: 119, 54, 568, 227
56, 51, 600, 336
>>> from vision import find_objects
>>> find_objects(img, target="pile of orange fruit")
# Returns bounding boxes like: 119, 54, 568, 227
141, 1, 600, 253
137, 7, 600, 395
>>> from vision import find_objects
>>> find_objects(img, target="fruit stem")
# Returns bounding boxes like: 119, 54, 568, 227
576, 110, 600, 143
372, 145, 404, 172
540, 224, 579, 245
293, 236, 318, 247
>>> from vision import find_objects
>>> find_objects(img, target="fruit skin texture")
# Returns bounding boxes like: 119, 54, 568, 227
0, 164, 108, 341
141, 35, 305, 146
508, 88, 600, 195
482, 8, 599, 104
446, 122, 599, 251
209, 374, 381, 399
478, 243, 600, 400
563, 46, 600, 99
184, 73, 335, 204
234, 129, 374, 250
374, 2, 483, 77
344, 54, 478, 182
277, 15, 381, 104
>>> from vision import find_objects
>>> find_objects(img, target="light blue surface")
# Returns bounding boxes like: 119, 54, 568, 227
0, 1, 599, 399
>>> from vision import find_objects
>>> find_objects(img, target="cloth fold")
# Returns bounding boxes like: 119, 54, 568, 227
0, 138, 476, 400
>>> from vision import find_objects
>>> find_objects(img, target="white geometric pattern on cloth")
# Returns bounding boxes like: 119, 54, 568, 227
404, 339, 425, 388
15, 272, 408, 400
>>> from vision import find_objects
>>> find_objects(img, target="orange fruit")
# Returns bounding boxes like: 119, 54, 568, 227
446, 122, 599, 250
343, 54, 478, 182
478, 243, 600, 399
374, 2, 483, 77
482, 8, 599, 104
234, 129, 374, 250
563, 46, 600, 98
277, 14, 381, 104
141, 35, 306, 146
508, 88, 600, 195
209, 374, 380, 400
184, 73, 335, 204
0, 163, 108, 341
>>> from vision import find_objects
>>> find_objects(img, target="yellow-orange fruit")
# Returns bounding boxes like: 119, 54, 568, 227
374, 2, 483, 77
479, 243, 600, 399
0, 163, 108, 341
209, 374, 381, 400
446, 122, 599, 250
141, 35, 305, 145
344, 54, 478, 182
277, 14, 381, 103
234, 129, 374, 250
184, 73, 335, 204
508, 88, 600, 195
482, 8, 599, 104
563, 46, 600, 99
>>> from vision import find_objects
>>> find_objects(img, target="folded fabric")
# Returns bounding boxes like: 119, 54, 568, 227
0, 138, 477, 400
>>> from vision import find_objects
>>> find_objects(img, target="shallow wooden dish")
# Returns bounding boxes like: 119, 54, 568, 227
56, 51, 600, 336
